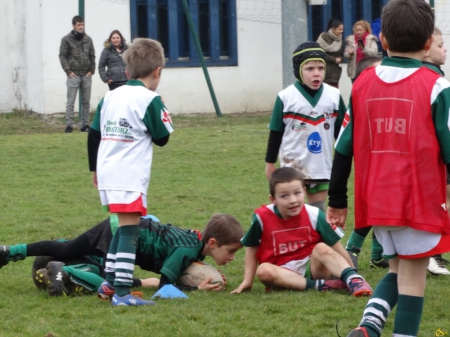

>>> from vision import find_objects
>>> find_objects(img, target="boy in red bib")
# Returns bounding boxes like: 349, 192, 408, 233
231, 167, 372, 297
327, 1, 450, 336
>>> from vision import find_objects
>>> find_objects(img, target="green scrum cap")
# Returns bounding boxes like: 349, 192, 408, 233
292, 42, 327, 84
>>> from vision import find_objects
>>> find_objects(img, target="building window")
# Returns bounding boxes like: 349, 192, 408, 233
131, 0, 238, 67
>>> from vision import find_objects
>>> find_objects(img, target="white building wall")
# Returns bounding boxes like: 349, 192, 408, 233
0, 0, 282, 115
7, 1, 448, 116
0, 1, 15, 112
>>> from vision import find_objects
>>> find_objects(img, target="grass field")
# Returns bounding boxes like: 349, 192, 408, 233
0, 111, 449, 337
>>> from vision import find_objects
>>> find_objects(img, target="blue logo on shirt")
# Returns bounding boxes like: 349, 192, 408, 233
307, 132, 322, 154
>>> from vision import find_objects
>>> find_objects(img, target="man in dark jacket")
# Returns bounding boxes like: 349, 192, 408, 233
59, 15, 96, 133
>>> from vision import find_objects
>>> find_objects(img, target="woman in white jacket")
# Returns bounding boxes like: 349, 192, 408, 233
344, 20, 378, 83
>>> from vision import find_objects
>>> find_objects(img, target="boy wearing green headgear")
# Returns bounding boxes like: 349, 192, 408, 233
264, 42, 347, 213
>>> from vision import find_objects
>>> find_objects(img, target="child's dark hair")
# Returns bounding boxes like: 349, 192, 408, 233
355, 56, 382, 80
326, 18, 343, 31
381, 0, 434, 53
202, 214, 244, 247
72, 15, 84, 25
269, 167, 304, 197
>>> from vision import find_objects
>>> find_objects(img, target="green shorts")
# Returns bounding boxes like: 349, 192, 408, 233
305, 182, 329, 194
304, 259, 312, 279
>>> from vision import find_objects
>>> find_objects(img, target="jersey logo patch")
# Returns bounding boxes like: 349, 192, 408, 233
119, 118, 133, 129
307, 132, 322, 154
292, 122, 308, 131
367, 98, 412, 154
271, 227, 311, 256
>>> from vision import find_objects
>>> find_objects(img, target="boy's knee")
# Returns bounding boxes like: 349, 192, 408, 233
312, 242, 333, 256
256, 263, 276, 283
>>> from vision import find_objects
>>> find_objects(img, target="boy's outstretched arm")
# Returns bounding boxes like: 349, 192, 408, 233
139, 277, 160, 288
230, 246, 259, 294
159, 273, 222, 291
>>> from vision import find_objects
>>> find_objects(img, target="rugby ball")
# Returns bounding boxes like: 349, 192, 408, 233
177, 262, 224, 288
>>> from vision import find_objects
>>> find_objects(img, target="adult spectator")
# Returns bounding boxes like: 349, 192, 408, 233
59, 15, 96, 133
98, 30, 129, 91
317, 19, 344, 88
344, 20, 378, 83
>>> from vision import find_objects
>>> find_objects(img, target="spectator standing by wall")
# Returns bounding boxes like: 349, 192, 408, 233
317, 19, 344, 88
59, 15, 96, 133
344, 20, 378, 83
98, 30, 129, 91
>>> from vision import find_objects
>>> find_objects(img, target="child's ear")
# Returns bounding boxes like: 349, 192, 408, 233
424, 35, 433, 52
153, 67, 162, 79
207, 238, 218, 249
379, 33, 389, 51
269, 194, 275, 204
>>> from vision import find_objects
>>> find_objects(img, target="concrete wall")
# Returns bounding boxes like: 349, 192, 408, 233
3, 1, 448, 115
0, 0, 282, 115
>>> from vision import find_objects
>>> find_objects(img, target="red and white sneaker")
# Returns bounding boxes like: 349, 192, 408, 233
348, 278, 373, 297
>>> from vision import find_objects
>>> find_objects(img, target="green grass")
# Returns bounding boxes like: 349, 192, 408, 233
0, 111, 448, 337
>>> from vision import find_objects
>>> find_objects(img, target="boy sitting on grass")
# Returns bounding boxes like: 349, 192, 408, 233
231, 167, 372, 296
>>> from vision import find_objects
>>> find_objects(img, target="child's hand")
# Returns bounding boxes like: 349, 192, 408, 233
326, 207, 348, 230
216, 270, 227, 287
197, 277, 223, 291
140, 277, 160, 288
230, 280, 253, 294
92, 171, 98, 188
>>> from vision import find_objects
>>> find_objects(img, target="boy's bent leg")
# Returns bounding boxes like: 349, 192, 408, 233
64, 264, 103, 294
311, 242, 349, 279
256, 263, 308, 291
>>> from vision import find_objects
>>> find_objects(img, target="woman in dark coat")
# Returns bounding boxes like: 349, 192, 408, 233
98, 30, 128, 90
317, 19, 344, 88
